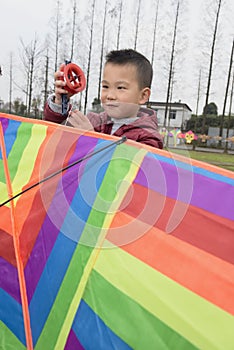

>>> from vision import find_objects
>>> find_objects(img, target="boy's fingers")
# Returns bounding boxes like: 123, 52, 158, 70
54, 70, 64, 80
71, 110, 85, 120
55, 79, 66, 88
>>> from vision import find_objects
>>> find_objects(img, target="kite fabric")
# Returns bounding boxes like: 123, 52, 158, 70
0, 112, 234, 350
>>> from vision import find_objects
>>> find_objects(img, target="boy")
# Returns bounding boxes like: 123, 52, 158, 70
44, 49, 163, 149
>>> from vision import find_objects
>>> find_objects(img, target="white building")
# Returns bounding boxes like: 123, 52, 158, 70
146, 101, 192, 130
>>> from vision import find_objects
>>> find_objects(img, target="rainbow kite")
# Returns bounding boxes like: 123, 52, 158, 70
0, 113, 234, 349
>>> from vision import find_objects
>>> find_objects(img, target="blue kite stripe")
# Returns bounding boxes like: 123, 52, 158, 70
60, 139, 116, 243
25, 135, 113, 300
73, 300, 131, 350
0, 288, 26, 346
148, 152, 234, 186
29, 233, 76, 345
24, 135, 99, 303
1, 118, 21, 159
28, 138, 119, 344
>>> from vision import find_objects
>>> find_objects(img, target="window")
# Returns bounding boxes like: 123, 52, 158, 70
169, 110, 176, 119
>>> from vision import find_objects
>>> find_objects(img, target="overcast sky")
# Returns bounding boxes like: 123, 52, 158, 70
0, 0, 233, 114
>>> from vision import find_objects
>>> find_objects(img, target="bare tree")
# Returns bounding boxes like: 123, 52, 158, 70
166, 68, 175, 146
43, 50, 50, 108
70, 0, 77, 61
116, 0, 123, 50
9, 53, 13, 113
20, 36, 41, 117
201, 0, 222, 133
219, 38, 234, 140
194, 69, 202, 133
97, 0, 108, 102
53, 0, 62, 71
163, 0, 180, 127
134, 0, 142, 50
151, 0, 160, 66
225, 67, 234, 150
84, 0, 96, 114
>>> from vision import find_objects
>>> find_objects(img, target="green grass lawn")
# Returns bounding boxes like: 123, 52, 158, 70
167, 148, 234, 172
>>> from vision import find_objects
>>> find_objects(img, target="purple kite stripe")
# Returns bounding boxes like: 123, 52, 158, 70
24, 136, 98, 302
191, 172, 234, 220
135, 156, 234, 220
0, 116, 9, 133
24, 215, 62, 302
64, 329, 85, 350
0, 257, 21, 303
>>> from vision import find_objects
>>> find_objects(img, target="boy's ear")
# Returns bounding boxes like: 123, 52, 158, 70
139, 87, 151, 104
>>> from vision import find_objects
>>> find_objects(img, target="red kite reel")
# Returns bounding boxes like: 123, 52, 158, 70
61, 62, 86, 94
60, 61, 86, 115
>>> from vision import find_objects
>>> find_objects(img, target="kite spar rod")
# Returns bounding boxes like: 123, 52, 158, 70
0, 136, 127, 207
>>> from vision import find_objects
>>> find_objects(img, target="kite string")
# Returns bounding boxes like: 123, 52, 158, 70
0, 136, 127, 207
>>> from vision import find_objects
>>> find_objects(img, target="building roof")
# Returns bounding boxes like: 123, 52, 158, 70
147, 101, 192, 112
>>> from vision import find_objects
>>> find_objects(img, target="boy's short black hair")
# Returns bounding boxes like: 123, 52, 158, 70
105, 49, 153, 89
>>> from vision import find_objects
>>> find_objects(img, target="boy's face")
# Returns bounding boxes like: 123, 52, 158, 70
101, 63, 150, 119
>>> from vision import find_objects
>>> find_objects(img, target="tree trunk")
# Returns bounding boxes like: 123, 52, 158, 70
225, 66, 234, 151
194, 69, 202, 133
70, 0, 77, 61
97, 0, 108, 102
151, 0, 160, 66
84, 0, 96, 114
54, 0, 61, 72
134, 0, 141, 50
202, 0, 222, 134
9, 53, 13, 113
43, 52, 49, 109
27, 56, 34, 117
164, 0, 180, 127
219, 38, 234, 140
20, 37, 40, 117
116, 0, 123, 50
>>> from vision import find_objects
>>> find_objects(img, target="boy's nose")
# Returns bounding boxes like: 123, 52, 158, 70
106, 90, 116, 100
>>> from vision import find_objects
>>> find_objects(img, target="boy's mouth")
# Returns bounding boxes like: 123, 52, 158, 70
105, 103, 119, 107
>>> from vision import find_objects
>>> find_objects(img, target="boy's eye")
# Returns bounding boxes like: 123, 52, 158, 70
118, 86, 126, 90
102, 85, 108, 89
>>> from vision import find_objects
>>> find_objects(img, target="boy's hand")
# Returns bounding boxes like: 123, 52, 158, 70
67, 110, 94, 131
54, 64, 74, 105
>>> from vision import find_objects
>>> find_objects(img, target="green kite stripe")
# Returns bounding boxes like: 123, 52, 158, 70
93, 242, 234, 350
0, 182, 8, 204
36, 143, 146, 349
54, 144, 147, 348
0, 122, 32, 200
11, 124, 47, 194
0, 321, 26, 350
4, 122, 33, 183
82, 143, 146, 221
83, 269, 197, 350
0, 123, 47, 202
0, 159, 7, 184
